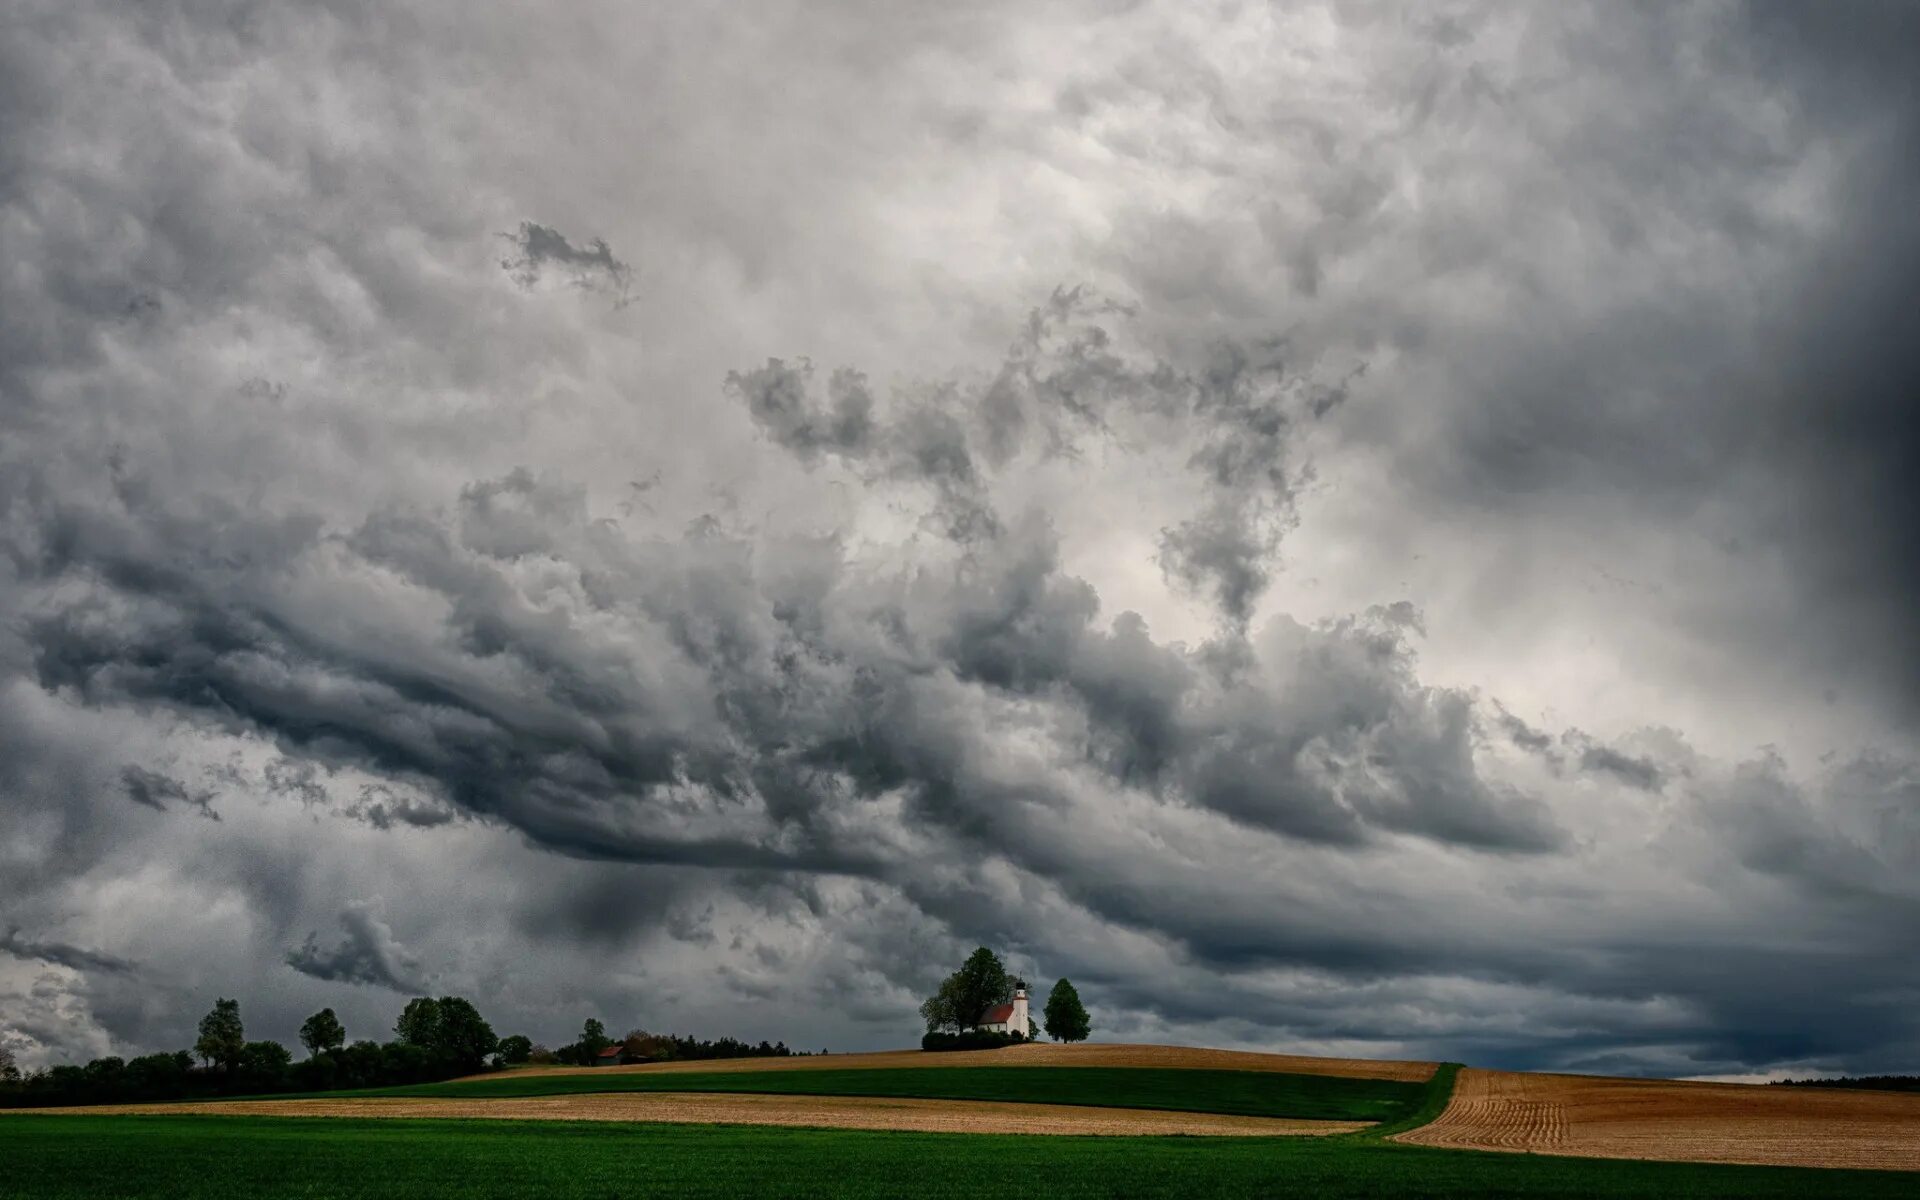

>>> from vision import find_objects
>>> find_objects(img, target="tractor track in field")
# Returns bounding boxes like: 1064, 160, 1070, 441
1396, 1067, 1920, 1171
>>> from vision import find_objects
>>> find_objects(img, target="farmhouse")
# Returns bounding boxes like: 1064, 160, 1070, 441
977, 986, 1030, 1036
592, 1045, 627, 1067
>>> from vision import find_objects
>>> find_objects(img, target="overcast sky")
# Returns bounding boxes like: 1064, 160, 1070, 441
3, 1, 1917, 1081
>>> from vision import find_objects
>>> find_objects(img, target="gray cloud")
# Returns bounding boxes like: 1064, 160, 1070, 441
0, 0, 1915, 1081
118, 766, 219, 820
500, 221, 632, 305
346, 784, 460, 832
1576, 744, 1664, 793
726, 360, 876, 464
1, 928, 136, 975
286, 904, 428, 993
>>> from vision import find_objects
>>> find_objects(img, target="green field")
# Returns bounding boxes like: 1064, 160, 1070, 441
311, 1065, 1421, 1123
3, 1113, 1913, 1199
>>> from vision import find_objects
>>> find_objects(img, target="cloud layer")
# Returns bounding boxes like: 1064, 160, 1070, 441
1, 0, 1915, 1080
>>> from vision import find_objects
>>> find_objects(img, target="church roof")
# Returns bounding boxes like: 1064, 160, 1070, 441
979, 1002, 1016, 1024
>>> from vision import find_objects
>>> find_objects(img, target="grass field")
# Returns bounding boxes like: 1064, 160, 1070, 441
299, 1066, 1422, 1123
4, 1113, 1915, 1199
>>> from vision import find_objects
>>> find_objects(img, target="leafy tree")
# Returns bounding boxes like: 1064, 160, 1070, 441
394, 997, 443, 1048
920, 947, 1013, 1033
298, 1008, 346, 1057
125, 1051, 191, 1097
1043, 978, 1091, 1043
496, 1035, 533, 1065
622, 1029, 672, 1062
432, 996, 497, 1072
336, 1040, 386, 1087
236, 1040, 292, 1086
194, 998, 245, 1071
581, 1017, 610, 1055
82, 1056, 126, 1085
379, 1040, 441, 1084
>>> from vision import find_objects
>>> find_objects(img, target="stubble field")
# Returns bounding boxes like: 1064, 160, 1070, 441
1399, 1067, 1920, 1172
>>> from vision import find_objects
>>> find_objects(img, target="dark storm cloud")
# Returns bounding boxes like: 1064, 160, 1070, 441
500, 221, 633, 304
1156, 498, 1275, 630
346, 784, 459, 831
515, 863, 705, 949
1280, 2, 1920, 727
285, 904, 428, 992
3, 297, 1559, 897
118, 766, 219, 820
1488, 714, 1670, 794
1576, 743, 1664, 793
1156, 341, 1348, 628
263, 758, 330, 808
1, 928, 136, 975
736, 290, 1338, 597
4, 258, 1897, 1072
1491, 706, 1555, 756
725, 360, 876, 464
1743, 6, 1920, 725
2, 0, 1918, 1081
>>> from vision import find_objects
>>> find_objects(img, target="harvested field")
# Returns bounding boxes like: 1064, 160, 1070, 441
472, 1042, 1433, 1084
1398, 1067, 1920, 1172
3, 1093, 1366, 1138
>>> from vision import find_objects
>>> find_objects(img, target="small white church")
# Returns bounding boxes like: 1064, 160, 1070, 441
976, 986, 1030, 1036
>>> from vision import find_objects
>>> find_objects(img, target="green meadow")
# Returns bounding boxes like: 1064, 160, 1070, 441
3, 1113, 1914, 1200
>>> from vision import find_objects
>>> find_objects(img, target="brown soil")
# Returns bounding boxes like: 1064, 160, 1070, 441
1397, 1067, 1920, 1172
470, 1042, 1434, 1084
3, 1093, 1365, 1138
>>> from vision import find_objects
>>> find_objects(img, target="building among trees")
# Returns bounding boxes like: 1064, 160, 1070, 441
976, 986, 1030, 1037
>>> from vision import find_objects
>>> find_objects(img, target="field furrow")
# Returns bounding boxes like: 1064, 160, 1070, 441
1397, 1067, 1920, 1171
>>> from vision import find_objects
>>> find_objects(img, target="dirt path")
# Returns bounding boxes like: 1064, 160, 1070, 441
471, 1042, 1434, 1084
1397, 1067, 1920, 1172
3, 1092, 1367, 1138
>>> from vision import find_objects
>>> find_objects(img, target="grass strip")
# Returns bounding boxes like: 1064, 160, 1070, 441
1348, 1061, 1461, 1140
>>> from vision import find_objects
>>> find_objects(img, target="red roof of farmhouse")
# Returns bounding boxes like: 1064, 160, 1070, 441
596, 1046, 623, 1059
979, 1002, 1016, 1024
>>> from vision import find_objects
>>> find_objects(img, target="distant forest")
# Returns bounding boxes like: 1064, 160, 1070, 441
1772, 1075, 1920, 1094
0, 996, 810, 1109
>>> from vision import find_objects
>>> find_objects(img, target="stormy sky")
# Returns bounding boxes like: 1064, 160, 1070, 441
3, 2, 1917, 1081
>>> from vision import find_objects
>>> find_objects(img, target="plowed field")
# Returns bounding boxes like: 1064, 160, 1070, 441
474, 1042, 1433, 1083
1398, 1067, 1920, 1171
4, 1093, 1365, 1137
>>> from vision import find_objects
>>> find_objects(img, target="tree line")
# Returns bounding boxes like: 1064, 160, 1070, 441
0, 996, 811, 1109
0, 994, 502, 1108
524, 1017, 813, 1066
1772, 1075, 1920, 1094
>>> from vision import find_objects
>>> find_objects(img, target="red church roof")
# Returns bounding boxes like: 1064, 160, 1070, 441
979, 1002, 1016, 1024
